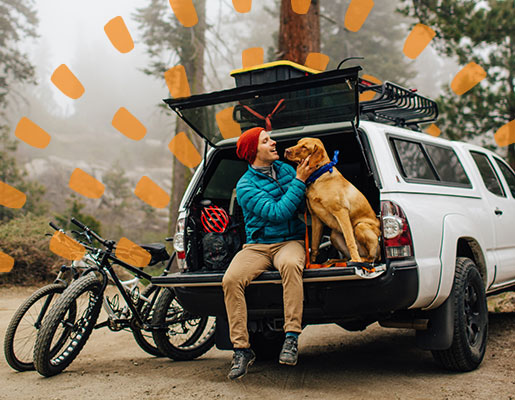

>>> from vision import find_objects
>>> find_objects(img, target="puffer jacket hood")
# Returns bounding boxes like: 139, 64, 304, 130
236, 161, 306, 244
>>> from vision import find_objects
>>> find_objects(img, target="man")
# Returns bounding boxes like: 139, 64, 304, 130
222, 126, 316, 380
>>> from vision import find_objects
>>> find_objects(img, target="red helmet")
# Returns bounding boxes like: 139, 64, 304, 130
201, 205, 229, 233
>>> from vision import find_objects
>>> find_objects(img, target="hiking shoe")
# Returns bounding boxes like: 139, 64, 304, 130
279, 336, 298, 366
227, 348, 256, 380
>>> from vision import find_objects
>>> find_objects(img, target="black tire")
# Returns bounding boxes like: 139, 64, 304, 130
131, 285, 163, 357
3, 283, 69, 371
250, 330, 285, 361
151, 288, 215, 361
431, 257, 488, 372
33, 273, 103, 377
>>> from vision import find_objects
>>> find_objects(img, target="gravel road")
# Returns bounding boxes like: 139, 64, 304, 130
1, 287, 514, 400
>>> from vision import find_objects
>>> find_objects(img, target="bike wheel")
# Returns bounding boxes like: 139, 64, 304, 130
33, 273, 103, 377
3, 283, 69, 372
151, 288, 216, 361
131, 285, 163, 357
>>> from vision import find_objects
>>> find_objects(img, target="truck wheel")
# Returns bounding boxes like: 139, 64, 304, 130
249, 330, 284, 361
431, 257, 488, 371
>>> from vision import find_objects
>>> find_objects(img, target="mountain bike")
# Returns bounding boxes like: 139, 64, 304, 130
32, 218, 215, 377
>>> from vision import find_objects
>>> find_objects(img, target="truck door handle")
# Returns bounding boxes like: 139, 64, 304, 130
494, 208, 503, 215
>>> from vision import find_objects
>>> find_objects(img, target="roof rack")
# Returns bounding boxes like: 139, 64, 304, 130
358, 78, 438, 129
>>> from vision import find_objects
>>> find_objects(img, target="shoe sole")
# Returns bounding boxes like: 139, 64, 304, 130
228, 357, 256, 380
279, 358, 297, 366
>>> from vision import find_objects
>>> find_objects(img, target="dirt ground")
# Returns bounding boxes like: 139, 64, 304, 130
1, 286, 514, 400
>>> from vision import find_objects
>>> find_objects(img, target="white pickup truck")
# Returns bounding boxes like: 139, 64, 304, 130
151, 61, 515, 372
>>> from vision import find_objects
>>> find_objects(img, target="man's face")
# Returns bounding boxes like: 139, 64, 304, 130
254, 130, 279, 165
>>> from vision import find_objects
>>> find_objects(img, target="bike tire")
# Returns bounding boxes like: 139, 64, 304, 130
151, 288, 215, 361
131, 285, 163, 357
3, 283, 68, 371
33, 273, 103, 377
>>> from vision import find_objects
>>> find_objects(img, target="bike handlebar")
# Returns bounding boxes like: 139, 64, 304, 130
70, 217, 107, 246
49, 221, 60, 231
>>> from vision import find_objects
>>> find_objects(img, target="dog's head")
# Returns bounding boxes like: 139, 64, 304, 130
284, 137, 331, 169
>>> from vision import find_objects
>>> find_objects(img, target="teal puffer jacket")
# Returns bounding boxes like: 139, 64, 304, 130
236, 161, 306, 244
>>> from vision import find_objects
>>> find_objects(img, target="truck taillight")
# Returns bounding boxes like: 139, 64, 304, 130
381, 201, 414, 259
174, 217, 187, 271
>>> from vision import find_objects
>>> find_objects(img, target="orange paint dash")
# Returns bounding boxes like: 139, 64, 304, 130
15, 117, 51, 149
169, 0, 198, 27
216, 107, 241, 139
0, 181, 26, 209
304, 53, 330, 71
164, 65, 191, 98
112, 107, 147, 140
232, 0, 252, 13
69, 168, 105, 199
104, 16, 134, 54
451, 62, 486, 96
51, 64, 85, 99
168, 132, 202, 169
115, 237, 151, 268
242, 47, 264, 69
49, 231, 86, 261
344, 0, 374, 32
494, 120, 515, 148
359, 74, 382, 102
425, 123, 441, 137
291, 0, 311, 14
0, 251, 14, 273
403, 23, 435, 59
134, 176, 170, 209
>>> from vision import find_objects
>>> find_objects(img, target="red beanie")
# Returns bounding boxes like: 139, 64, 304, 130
236, 127, 264, 164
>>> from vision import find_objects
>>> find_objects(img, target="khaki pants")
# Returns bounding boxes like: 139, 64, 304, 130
222, 240, 305, 349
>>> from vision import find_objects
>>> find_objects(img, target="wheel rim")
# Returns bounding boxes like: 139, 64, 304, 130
463, 281, 484, 347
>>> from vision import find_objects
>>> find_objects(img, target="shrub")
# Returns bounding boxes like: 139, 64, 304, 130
0, 214, 60, 285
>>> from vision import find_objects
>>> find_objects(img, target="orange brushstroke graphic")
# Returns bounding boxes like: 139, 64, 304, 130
169, 0, 198, 27
344, 0, 374, 32
51, 64, 85, 99
403, 23, 435, 59
425, 123, 441, 137
49, 231, 86, 261
112, 107, 147, 140
115, 237, 151, 268
359, 74, 382, 102
494, 120, 515, 147
69, 168, 105, 199
104, 16, 134, 54
168, 132, 202, 168
242, 47, 264, 69
291, 0, 311, 14
134, 176, 170, 209
216, 107, 241, 139
451, 62, 486, 95
304, 53, 329, 71
232, 0, 252, 13
0, 181, 26, 208
0, 251, 15, 273
15, 117, 51, 149
164, 65, 191, 98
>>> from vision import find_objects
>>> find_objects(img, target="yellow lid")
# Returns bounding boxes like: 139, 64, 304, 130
230, 60, 321, 76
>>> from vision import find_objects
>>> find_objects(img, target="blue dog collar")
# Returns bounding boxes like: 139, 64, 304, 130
305, 150, 339, 185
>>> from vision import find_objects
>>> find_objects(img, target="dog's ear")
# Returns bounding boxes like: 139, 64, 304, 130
309, 144, 325, 169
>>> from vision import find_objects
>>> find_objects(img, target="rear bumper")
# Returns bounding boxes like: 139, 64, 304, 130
151, 260, 418, 322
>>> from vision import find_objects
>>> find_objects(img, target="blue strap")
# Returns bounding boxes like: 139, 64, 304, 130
305, 150, 339, 185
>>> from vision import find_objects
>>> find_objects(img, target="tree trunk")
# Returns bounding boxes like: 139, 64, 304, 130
168, 0, 206, 237
278, 0, 320, 64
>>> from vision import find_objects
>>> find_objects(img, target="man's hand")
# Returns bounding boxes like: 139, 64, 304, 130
295, 156, 318, 182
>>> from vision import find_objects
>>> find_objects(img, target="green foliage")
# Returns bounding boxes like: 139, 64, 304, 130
55, 195, 102, 236
101, 161, 131, 216
0, 214, 59, 285
398, 0, 515, 164
0, 0, 38, 112
0, 126, 47, 221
